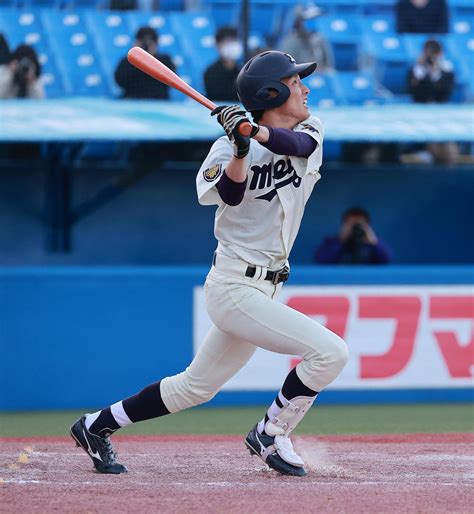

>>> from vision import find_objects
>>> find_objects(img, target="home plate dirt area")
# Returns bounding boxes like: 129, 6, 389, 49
1, 434, 473, 513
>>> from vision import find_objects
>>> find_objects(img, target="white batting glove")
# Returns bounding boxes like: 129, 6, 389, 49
211, 105, 259, 159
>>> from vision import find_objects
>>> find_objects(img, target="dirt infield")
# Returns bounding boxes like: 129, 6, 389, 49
1, 434, 473, 513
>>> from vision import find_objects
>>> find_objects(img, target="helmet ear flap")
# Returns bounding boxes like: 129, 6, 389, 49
252, 80, 290, 110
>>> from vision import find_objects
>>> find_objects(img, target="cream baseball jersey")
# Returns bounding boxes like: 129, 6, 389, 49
196, 115, 324, 269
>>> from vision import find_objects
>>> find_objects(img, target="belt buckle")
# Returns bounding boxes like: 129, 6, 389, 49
272, 266, 289, 285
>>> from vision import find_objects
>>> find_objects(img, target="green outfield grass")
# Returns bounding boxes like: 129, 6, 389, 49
0, 404, 473, 437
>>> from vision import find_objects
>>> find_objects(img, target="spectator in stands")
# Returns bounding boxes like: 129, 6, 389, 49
115, 26, 175, 99
0, 44, 44, 99
404, 39, 458, 164
315, 207, 392, 264
204, 26, 242, 102
396, 0, 448, 34
408, 39, 454, 103
280, 4, 334, 72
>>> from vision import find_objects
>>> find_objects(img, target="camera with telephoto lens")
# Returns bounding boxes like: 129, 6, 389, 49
14, 57, 35, 85
349, 222, 366, 243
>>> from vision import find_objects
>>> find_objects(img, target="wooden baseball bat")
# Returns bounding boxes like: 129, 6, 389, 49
127, 47, 252, 136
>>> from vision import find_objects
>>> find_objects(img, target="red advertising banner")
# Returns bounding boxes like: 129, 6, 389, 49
194, 286, 473, 390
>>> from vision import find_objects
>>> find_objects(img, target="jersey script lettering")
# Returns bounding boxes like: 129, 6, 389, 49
250, 158, 302, 202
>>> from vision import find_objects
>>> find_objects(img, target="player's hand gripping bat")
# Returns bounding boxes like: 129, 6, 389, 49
127, 47, 253, 137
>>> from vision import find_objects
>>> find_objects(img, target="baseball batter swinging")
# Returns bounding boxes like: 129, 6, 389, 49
70, 51, 348, 477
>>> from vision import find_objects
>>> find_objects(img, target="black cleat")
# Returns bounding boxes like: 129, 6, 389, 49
245, 424, 307, 477
70, 415, 128, 474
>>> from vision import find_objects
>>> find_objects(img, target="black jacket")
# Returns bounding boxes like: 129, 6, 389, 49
204, 59, 240, 102
396, 0, 449, 34
115, 52, 175, 99
408, 64, 454, 103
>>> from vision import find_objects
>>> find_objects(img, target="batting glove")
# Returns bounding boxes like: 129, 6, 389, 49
211, 105, 259, 159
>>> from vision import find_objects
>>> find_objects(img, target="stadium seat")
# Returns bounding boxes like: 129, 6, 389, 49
362, 33, 410, 93
85, 11, 132, 96
315, 15, 362, 71
158, 0, 184, 9
128, 11, 170, 34
305, 73, 342, 106
445, 34, 474, 100
201, 0, 240, 29
335, 71, 378, 104
450, 14, 474, 36
364, 0, 396, 15
43, 17, 108, 96
315, 0, 364, 15
0, 7, 45, 48
449, 0, 474, 17
169, 12, 216, 93
359, 14, 395, 36
249, 2, 287, 41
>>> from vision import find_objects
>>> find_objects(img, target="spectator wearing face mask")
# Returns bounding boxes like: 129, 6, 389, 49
204, 26, 242, 102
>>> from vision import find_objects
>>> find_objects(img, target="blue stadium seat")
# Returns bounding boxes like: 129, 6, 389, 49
450, 0, 474, 17
128, 11, 170, 34
335, 71, 378, 104
450, 14, 474, 36
362, 33, 410, 93
359, 14, 395, 36
305, 73, 342, 106
43, 17, 108, 96
201, 0, 239, 29
85, 11, 132, 96
364, 0, 396, 15
445, 34, 474, 100
315, 0, 364, 15
38, 50, 64, 97
315, 15, 362, 71
0, 8, 45, 48
249, 3, 287, 40
169, 12, 216, 93
158, 0, 184, 9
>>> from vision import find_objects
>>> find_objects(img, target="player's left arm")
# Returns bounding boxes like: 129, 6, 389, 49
253, 126, 317, 157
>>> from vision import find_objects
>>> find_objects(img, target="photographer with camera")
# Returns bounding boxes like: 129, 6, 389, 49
403, 39, 458, 165
408, 39, 454, 104
0, 43, 44, 99
315, 207, 392, 265
115, 26, 175, 99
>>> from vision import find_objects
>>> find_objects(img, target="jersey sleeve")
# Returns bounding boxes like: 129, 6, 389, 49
196, 137, 234, 206
292, 116, 324, 177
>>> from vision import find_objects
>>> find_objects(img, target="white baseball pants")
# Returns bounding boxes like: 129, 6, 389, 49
160, 254, 348, 413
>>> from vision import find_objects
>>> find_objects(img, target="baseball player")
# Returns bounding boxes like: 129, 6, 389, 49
70, 51, 348, 477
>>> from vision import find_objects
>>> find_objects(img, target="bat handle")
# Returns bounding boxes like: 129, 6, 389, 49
239, 121, 253, 137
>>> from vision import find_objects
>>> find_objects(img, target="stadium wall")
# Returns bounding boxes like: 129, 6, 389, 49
1, 266, 472, 411
0, 164, 473, 265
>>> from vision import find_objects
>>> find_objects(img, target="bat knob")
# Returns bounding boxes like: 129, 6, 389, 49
239, 122, 253, 137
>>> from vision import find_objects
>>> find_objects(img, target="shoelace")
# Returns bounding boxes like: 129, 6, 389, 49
99, 436, 117, 464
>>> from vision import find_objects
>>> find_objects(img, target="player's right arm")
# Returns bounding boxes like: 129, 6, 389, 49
196, 137, 250, 207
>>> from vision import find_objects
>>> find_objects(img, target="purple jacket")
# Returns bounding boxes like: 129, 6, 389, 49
315, 236, 392, 265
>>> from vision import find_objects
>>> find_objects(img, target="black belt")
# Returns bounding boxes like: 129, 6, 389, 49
212, 253, 289, 285
245, 265, 290, 285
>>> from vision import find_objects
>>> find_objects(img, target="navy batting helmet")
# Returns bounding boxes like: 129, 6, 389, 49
236, 51, 317, 111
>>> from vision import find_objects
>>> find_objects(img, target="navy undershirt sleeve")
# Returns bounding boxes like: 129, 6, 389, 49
216, 170, 247, 206
261, 126, 318, 157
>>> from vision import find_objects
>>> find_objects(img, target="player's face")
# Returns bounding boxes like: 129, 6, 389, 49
280, 74, 310, 122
